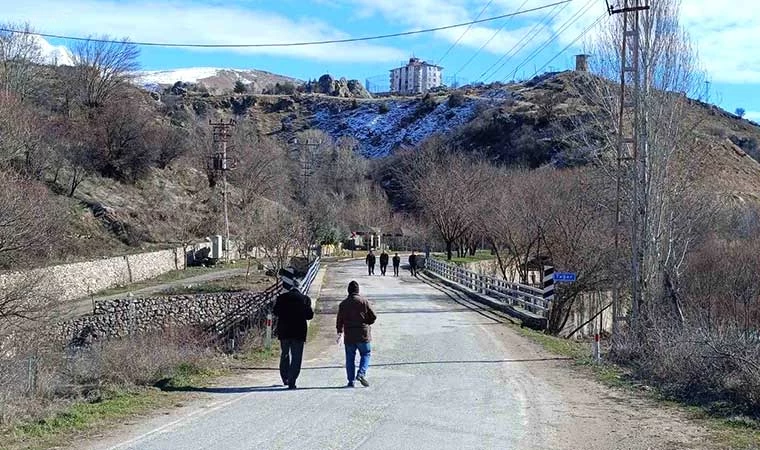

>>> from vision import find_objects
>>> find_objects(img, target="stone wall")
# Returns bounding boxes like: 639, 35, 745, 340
57, 290, 272, 342
0, 241, 246, 304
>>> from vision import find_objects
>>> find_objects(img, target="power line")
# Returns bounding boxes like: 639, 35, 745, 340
504, 0, 597, 81
437, 0, 494, 65
528, 12, 606, 78
454, 0, 531, 76
478, 1, 569, 82
0, 0, 571, 49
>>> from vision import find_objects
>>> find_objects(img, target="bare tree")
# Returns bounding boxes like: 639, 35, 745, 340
72, 36, 139, 108
0, 23, 43, 101
0, 173, 61, 269
585, 0, 707, 328
409, 147, 490, 260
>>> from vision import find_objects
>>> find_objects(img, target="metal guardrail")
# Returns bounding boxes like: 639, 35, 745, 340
425, 258, 550, 317
212, 257, 322, 340
298, 257, 321, 295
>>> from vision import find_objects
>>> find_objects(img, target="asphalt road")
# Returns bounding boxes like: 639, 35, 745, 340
84, 259, 710, 450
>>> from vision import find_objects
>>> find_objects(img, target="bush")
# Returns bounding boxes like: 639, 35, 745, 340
614, 326, 760, 417
448, 91, 466, 108
0, 327, 215, 426
233, 80, 247, 94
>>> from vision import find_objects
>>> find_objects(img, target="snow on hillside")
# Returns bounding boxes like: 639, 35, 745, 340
135, 68, 224, 86
311, 98, 483, 158
34, 36, 73, 66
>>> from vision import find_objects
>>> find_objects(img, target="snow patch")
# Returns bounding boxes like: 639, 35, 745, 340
312, 98, 486, 158
135, 67, 222, 85
33, 36, 73, 66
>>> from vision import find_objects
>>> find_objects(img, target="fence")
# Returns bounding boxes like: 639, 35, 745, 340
425, 258, 550, 317
214, 257, 322, 348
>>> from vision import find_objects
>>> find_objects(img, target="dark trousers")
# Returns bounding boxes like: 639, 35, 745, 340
393, 264, 399, 276
410, 265, 417, 277
368, 264, 375, 275
380, 263, 387, 275
279, 339, 305, 386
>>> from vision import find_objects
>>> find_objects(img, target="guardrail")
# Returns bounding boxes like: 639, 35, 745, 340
298, 257, 321, 295
212, 257, 322, 344
425, 258, 550, 316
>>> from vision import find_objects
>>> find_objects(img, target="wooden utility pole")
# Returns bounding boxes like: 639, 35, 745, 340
210, 119, 236, 262
607, 0, 650, 342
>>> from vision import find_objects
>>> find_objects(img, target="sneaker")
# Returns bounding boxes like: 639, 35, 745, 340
346, 382, 355, 388
356, 375, 369, 387
288, 384, 297, 390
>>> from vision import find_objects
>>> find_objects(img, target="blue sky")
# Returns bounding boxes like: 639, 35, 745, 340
4, 0, 759, 119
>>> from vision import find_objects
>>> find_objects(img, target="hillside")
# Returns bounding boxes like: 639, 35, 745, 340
7, 67, 760, 269
135, 68, 302, 94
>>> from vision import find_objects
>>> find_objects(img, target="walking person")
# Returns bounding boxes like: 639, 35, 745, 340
365, 250, 376, 276
273, 279, 314, 390
408, 251, 418, 277
336, 281, 377, 387
392, 253, 401, 277
379, 250, 389, 276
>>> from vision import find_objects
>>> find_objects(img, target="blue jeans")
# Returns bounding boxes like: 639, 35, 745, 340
344, 342, 371, 382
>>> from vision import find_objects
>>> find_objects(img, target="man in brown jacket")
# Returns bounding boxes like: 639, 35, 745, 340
336, 280, 377, 387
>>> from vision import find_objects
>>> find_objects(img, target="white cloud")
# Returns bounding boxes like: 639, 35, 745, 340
1, 0, 406, 63
681, 0, 760, 84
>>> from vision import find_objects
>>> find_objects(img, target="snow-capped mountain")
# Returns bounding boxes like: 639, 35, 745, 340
135, 68, 301, 94
33, 36, 74, 66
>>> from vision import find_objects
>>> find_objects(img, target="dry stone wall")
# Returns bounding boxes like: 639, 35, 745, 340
57, 290, 273, 342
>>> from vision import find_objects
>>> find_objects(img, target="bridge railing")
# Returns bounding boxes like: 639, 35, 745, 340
212, 257, 322, 343
425, 257, 550, 316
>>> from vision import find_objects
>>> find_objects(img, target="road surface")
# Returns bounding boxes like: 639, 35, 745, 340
82, 259, 710, 450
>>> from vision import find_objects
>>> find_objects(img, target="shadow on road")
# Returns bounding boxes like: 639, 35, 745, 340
156, 384, 350, 393
232, 357, 571, 372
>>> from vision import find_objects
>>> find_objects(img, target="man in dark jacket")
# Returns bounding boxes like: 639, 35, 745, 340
408, 251, 418, 277
273, 279, 314, 389
379, 250, 389, 276
392, 253, 401, 277
365, 250, 376, 276
336, 281, 377, 387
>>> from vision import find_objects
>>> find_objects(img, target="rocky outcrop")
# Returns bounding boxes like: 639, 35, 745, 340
312, 74, 372, 99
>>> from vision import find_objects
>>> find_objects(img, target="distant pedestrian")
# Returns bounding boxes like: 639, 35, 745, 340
379, 250, 389, 276
392, 253, 401, 277
409, 251, 418, 277
273, 279, 314, 390
365, 251, 376, 276
337, 281, 377, 387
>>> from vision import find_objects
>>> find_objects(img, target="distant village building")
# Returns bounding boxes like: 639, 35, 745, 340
389, 58, 443, 95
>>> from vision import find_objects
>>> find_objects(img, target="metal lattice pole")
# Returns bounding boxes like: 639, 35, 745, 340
608, 0, 649, 345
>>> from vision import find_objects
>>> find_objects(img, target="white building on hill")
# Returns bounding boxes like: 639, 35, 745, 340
389, 58, 443, 95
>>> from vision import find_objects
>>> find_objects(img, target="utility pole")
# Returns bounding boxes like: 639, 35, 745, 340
210, 119, 236, 263
607, 0, 650, 344
289, 137, 321, 263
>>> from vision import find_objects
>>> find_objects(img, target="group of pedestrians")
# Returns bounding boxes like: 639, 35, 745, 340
365, 250, 418, 277
273, 279, 377, 390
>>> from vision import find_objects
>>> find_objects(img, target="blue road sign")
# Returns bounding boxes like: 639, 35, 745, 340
554, 272, 577, 282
